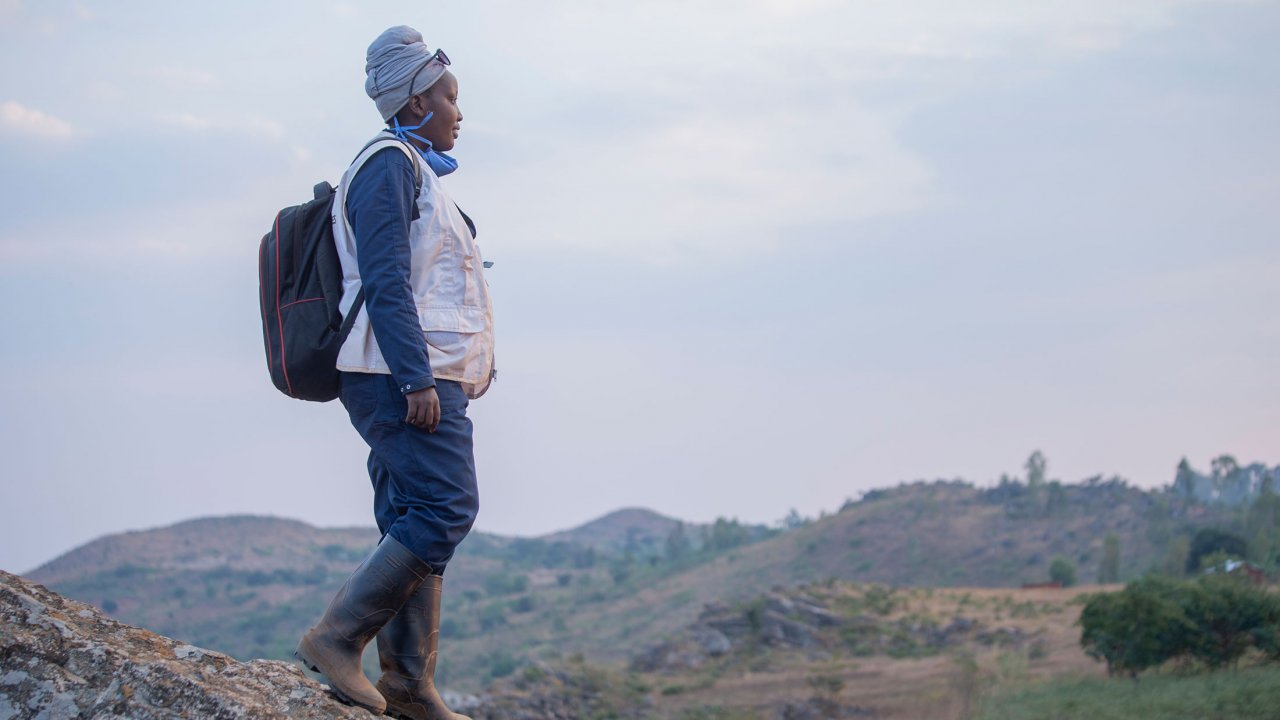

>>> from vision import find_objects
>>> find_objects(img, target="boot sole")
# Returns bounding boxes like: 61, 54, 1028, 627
381, 702, 438, 720
294, 645, 383, 714
380, 692, 467, 720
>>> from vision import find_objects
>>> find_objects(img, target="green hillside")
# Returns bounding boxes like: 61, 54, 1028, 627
23, 460, 1279, 695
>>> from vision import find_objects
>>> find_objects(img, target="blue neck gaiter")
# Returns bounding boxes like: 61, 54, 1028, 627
389, 114, 458, 176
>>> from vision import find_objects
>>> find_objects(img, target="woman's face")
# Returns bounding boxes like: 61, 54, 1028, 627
418, 71, 462, 152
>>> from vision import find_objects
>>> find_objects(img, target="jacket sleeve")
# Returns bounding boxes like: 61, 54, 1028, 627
346, 147, 434, 394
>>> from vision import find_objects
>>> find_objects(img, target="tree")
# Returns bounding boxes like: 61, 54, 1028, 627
610, 553, 635, 584
1246, 484, 1279, 568
571, 546, 597, 569
1181, 574, 1279, 669
483, 572, 529, 597
478, 602, 508, 631
664, 521, 690, 562
1247, 476, 1280, 538
780, 508, 809, 530
1049, 556, 1077, 587
1080, 574, 1280, 677
1211, 454, 1239, 479
1098, 533, 1121, 584
1186, 528, 1247, 574
1162, 536, 1191, 577
1079, 576, 1192, 677
1025, 451, 1047, 489
1044, 481, 1068, 516
708, 517, 748, 551
1173, 457, 1196, 499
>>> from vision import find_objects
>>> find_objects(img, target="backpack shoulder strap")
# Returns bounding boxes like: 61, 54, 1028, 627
350, 133, 424, 198
341, 134, 425, 227
337, 135, 426, 325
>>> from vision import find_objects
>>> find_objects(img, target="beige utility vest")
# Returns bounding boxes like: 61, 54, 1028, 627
333, 136, 495, 399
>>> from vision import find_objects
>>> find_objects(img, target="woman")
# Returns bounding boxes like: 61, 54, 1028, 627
295, 25, 493, 720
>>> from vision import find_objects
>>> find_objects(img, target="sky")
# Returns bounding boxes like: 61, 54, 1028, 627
0, 0, 1276, 574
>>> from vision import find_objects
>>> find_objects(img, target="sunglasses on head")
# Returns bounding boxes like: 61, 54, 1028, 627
407, 48, 451, 95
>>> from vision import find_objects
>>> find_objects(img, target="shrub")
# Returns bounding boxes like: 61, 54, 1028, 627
439, 617, 464, 639
478, 601, 507, 631
864, 585, 900, 615
483, 572, 528, 597
1080, 574, 1280, 677
1049, 557, 1077, 587
1079, 576, 1191, 677
1181, 574, 1280, 669
485, 650, 519, 679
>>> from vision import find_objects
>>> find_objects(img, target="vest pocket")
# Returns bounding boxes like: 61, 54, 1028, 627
417, 305, 487, 334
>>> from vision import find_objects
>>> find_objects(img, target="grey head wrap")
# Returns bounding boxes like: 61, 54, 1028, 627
365, 25, 447, 122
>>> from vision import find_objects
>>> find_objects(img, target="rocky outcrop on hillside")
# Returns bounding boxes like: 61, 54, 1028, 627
632, 585, 1041, 674
0, 570, 375, 720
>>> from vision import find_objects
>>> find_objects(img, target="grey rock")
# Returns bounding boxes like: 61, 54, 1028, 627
759, 610, 818, 648
793, 601, 841, 628
705, 613, 754, 640
765, 592, 796, 615
691, 624, 732, 656
0, 570, 375, 720
976, 626, 1031, 647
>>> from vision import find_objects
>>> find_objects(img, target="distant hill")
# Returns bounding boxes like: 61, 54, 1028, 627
539, 506, 772, 557
29, 515, 379, 587
22, 506, 731, 683
22, 467, 1274, 694
541, 507, 684, 554
432, 478, 1199, 686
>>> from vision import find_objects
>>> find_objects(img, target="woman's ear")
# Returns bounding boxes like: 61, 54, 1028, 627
410, 90, 432, 120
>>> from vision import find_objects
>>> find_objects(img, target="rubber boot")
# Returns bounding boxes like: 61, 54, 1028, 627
296, 536, 432, 714
375, 574, 472, 720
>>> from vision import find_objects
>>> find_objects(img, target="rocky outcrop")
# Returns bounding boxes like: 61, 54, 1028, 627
632, 585, 1042, 674
0, 570, 375, 720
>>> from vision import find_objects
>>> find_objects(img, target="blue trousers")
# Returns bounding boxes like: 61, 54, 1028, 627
338, 373, 478, 575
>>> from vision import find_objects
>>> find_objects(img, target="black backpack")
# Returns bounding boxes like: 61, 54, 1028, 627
258, 137, 421, 402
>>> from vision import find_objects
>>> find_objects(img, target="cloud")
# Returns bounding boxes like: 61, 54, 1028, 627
85, 82, 123, 102
0, 101, 73, 138
481, 98, 934, 263
448, 0, 1241, 263
0, 190, 276, 263
155, 112, 285, 140
137, 66, 219, 87
458, 55, 937, 262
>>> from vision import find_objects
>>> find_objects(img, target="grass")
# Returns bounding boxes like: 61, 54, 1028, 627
973, 664, 1280, 720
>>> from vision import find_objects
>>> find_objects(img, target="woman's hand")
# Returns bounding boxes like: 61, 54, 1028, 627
405, 387, 440, 432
